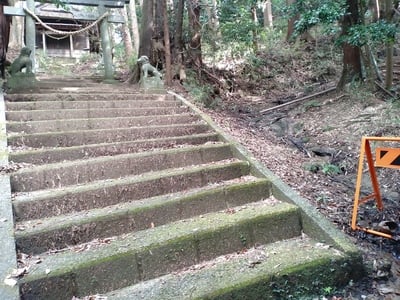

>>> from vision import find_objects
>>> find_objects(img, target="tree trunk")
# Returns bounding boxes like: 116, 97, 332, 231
187, 0, 202, 68
121, 6, 133, 61
286, 0, 296, 41
263, 0, 273, 28
251, 5, 259, 52
173, 0, 185, 81
370, 0, 380, 21
139, 0, 153, 59
153, 0, 164, 69
8, 0, 23, 49
128, 0, 153, 83
337, 0, 362, 89
128, 0, 140, 56
384, 0, 393, 90
205, 0, 220, 52
163, 0, 172, 86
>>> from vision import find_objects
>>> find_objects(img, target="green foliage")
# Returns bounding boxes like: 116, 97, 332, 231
36, 50, 50, 71
304, 162, 320, 173
218, 2, 259, 44
183, 70, 220, 108
321, 163, 341, 175
283, 0, 346, 38
338, 20, 397, 47
291, 0, 347, 35
217, 0, 265, 51
304, 162, 341, 176
321, 286, 336, 296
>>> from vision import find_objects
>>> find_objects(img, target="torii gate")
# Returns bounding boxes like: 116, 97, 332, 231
4, 0, 128, 80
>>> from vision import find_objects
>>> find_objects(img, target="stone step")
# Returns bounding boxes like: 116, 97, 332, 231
8, 123, 211, 148
13, 160, 251, 221
105, 236, 355, 300
18, 200, 302, 300
7, 114, 199, 134
5, 99, 181, 111
15, 178, 271, 254
9, 133, 220, 165
5, 93, 174, 102
5, 106, 190, 121
10, 143, 234, 192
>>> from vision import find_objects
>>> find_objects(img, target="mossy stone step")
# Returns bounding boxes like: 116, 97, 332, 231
7, 114, 199, 134
6, 99, 180, 111
10, 143, 234, 192
105, 236, 358, 300
8, 133, 220, 165
13, 160, 251, 221
5, 93, 175, 102
5, 106, 190, 122
16, 178, 272, 254
19, 201, 301, 300
8, 123, 211, 148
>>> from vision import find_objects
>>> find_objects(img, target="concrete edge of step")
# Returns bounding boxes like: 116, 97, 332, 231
0, 92, 20, 299
15, 178, 272, 254
19, 201, 301, 299
105, 236, 354, 300
169, 90, 364, 267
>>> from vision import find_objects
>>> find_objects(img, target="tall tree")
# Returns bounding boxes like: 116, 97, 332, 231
128, 0, 140, 56
384, 0, 393, 89
337, 0, 362, 89
173, 0, 185, 81
263, 0, 273, 28
8, 0, 23, 48
139, 0, 153, 59
121, 7, 133, 60
286, 0, 296, 41
163, 0, 172, 86
187, 0, 202, 68
250, 3, 259, 51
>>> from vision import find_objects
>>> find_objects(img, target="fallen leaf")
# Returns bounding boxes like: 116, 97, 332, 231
377, 284, 394, 294
3, 277, 17, 287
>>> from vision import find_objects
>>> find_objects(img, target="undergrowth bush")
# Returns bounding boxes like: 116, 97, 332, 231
183, 70, 220, 108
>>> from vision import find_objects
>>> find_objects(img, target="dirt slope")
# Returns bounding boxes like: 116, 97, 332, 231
181, 47, 400, 299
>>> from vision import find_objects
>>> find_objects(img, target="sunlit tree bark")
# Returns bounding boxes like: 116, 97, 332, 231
127, 0, 140, 55
121, 6, 133, 60
263, 0, 273, 28
250, 4, 259, 51
8, 0, 23, 48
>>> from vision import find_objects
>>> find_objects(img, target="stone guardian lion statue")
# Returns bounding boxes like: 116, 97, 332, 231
10, 47, 33, 76
137, 55, 162, 80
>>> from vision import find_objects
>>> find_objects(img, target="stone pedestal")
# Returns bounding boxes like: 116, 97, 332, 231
139, 77, 164, 94
6, 73, 38, 92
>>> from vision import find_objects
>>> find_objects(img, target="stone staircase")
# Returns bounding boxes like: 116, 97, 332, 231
0, 78, 363, 300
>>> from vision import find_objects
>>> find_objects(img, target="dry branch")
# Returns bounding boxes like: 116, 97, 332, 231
375, 81, 396, 98
260, 86, 337, 114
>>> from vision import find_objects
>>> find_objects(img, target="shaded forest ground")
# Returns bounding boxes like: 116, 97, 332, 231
177, 41, 400, 299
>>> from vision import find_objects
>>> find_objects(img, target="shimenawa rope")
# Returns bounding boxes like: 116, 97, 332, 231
23, 7, 109, 36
